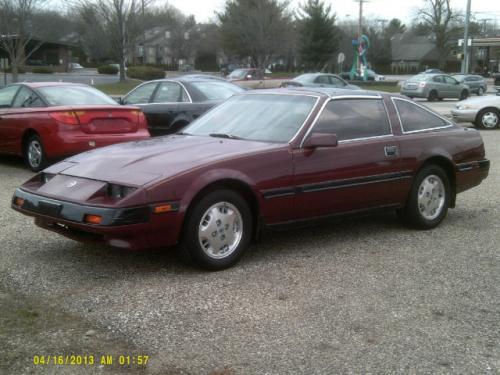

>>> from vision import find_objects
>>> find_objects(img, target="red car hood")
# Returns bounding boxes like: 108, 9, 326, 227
44, 135, 281, 186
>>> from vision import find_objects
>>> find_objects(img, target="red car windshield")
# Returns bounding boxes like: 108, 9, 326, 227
184, 93, 318, 143
37, 86, 118, 106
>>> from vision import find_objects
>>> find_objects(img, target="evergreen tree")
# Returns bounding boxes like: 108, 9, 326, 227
297, 0, 338, 71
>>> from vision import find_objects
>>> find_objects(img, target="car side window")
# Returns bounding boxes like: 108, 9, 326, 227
315, 76, 330, 84
394, 99, 449, 132
0, 85, 20, 108
12, 86, 44, 108
433, 76, 443, 83
153, 82, 188, 103
123, 82, 158, 104
329, 76, 346, 87
313, 99, 391, 141
444, 76, 458, 85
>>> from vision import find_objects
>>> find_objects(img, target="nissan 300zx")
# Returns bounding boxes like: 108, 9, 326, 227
12, 89, 489, 270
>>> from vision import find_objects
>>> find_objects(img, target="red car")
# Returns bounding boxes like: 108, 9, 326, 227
12, 88, 489, 270
0, 82, 150, 171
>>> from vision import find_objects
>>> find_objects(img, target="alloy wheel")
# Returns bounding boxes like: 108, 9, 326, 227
417, 174, 445, 221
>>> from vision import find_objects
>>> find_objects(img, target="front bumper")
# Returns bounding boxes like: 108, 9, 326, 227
451, 108, 478, 123
11, 188, 182, 249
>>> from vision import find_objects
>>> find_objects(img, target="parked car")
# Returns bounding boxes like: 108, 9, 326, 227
0, 82, 150, 171
226, 68, 284, 89
451, 95, 500, 129
452, 74, 487, 95
400, 73, 470, 101
280, 73, 361, 90
120, 77, 245, 136
340, 69, 385, 82
68, 63, 84, 70
181, 74, 227, 81
422, 69, 443, 74
12, 88, 489, 270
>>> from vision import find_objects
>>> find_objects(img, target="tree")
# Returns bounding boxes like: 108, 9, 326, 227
297, 0, 338, 71
0, 0, 47, 82
417, 0, 459, 69
82, 0, 145, 81
384, 18, 405, 38
217, 0, 292, 68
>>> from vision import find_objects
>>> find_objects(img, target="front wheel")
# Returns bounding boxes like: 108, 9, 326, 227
398, 165, 450, 229
459, 89, 469, 101
178, 190, 253, 270
475, 108, 499, 129
427, 90, 438, 102
24, 134, 46, 172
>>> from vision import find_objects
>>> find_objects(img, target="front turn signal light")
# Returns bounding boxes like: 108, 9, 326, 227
83, 214, 102, 225
153, 204, 174, 214
14, 197, 25, 207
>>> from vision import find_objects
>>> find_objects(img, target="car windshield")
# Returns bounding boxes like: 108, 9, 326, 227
184, 94, 318, 143
293, 74, 316, 83
38, 86, 118, 106
190, 81, 245, 100
228, 69, 247, 79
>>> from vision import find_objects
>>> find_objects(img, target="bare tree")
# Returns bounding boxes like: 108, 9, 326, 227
0, 0, 47, 82
217, 0, 293, 68
83, 0, 145, 81
418, 0, 459, 69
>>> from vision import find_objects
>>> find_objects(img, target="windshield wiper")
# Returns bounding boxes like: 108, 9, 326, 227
209, 133, 243, 140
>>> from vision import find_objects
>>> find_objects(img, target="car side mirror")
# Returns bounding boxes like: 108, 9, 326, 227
246, 75, 252, 80
303, 133, 338, 148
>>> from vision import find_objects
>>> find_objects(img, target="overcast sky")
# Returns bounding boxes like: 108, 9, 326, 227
166, 0, 500, 24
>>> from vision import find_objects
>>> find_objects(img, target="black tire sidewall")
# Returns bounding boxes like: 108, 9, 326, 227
428, 90, 437, 102
181, 189, 253, 270
460, 90, 469, 100
403, 165, 450, 229
476, 108, 499, 130
25, 135, 45, 172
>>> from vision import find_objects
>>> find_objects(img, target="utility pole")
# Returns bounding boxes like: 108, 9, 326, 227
461, 0, 472, 74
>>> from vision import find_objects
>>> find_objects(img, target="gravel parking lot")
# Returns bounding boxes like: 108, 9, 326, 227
0, 123, 499, 374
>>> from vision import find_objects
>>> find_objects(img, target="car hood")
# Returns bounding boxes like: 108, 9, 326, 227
44, 135, 281, 186
456, 95, 500, 108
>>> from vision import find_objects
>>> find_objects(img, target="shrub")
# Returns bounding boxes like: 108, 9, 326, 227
32, 66, 54, 74
4, 66, 26, 74
127, 66, 165, 80
97, 65, 119, 75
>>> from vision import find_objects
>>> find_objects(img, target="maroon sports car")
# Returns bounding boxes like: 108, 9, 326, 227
12, 88, 489, 270
0, 82, 150, 171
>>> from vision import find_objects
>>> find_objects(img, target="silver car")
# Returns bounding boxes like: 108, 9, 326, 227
401, 73, 470, 101
280, 73, 361, 90
451, 95, 500, 129
452, 74, 488, 96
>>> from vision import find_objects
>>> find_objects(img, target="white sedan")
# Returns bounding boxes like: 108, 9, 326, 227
451, 95, 500, 129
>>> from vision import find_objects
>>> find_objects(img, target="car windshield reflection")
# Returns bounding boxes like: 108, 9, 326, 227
184, 94, 318, 143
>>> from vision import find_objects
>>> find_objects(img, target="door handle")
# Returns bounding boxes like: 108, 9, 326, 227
384, 145, 398, 157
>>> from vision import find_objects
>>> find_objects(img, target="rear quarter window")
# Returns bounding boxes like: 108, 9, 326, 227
393, 98, 450, 133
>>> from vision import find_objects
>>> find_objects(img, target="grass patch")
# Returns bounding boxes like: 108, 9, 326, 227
94, 79, 142, 95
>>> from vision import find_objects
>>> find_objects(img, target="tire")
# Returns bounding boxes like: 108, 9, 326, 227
24, 134, 46, 172
475, 108, 500, 129
178, 189, 253, 270
478, 87, 484, 96
427, 90, 438, 102
398, 165, 450, 229
459, 89, 469, 101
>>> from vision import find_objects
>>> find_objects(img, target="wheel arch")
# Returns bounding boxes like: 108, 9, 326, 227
21, 129, 40, 155
182, 178, 261, 239
418, 156, 457, 208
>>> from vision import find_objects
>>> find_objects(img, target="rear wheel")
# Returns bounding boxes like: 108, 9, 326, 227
398, 165, 450, 229
475, 108, 499, 129
24, 134, 46, 172
178, 189, 253, 270
427, 90, 438, 102
459, 89, 469, 101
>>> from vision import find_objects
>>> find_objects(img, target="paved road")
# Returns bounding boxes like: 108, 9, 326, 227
0, 124, 499, 373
